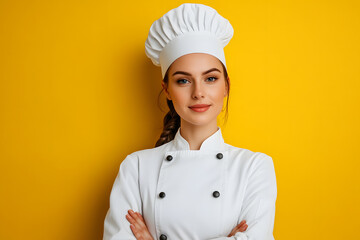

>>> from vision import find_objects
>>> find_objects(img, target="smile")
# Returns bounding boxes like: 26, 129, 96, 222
189, 105, 211, 112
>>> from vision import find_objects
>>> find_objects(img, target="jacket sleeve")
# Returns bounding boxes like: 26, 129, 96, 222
103, 154, 142, 240
208, 154, 278, 240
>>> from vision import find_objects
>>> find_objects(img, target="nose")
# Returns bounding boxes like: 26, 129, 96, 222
191, 81, 204, 99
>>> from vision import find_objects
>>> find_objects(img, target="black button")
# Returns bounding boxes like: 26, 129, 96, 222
159, 192, 166, 198
160, 234, 167, 240
216, 153, 223, 159
213, 191, 220, 198
166, 155, 173, 161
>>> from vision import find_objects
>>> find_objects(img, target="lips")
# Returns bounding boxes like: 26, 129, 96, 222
189, 104, 211, 112
189, 104, 211, 108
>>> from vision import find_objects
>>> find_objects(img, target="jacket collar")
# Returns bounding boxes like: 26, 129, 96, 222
171, 126, 226, 151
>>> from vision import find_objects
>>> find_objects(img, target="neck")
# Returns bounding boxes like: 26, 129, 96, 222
179, 120, 219, 150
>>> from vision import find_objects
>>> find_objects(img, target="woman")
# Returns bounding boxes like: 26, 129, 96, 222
103, 3, 277, 240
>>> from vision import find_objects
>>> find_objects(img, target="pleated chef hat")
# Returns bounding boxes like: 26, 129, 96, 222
145, 3, 234, 79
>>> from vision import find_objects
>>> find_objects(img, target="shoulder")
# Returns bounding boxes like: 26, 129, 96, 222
225, 142, 273, 162
120, 140, 172, 166
128, 141, 171, 159
224, 143, 275, 174
224, 144, 277, 195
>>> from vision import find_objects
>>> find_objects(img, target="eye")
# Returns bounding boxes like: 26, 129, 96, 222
206, 77, 218, 82
176, 79, 190, 84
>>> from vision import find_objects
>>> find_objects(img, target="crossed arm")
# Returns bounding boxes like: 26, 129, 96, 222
103, 153, 277, 240
125, 209, 249, 240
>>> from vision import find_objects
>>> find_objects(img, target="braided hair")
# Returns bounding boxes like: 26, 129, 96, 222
155, 61, 230, 147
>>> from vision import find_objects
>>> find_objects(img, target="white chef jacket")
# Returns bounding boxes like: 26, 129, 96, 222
103, 127, 277, 240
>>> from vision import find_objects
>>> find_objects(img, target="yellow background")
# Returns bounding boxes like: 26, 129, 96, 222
1, 0, 359, 239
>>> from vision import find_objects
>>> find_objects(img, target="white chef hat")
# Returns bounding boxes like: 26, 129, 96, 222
145, 3, 234, 79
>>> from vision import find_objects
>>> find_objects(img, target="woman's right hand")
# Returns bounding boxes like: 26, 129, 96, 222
126, 210, 153, 240
227, 220, 248, 237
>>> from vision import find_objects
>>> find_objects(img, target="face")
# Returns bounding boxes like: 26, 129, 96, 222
162, 53, 229, 128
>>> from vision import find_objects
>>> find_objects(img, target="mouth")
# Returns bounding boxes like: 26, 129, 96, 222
189, 104, 211, 112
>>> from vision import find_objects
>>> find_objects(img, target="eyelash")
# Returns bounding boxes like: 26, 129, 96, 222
176, 77, 218, 84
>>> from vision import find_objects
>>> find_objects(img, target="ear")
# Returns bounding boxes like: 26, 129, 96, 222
162, 81, 171, 100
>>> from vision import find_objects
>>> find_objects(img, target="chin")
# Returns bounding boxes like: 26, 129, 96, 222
177, 108, 221, 126
182, 116, 217, 127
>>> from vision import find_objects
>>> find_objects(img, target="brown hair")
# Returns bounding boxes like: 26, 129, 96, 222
155, 60, 230, 147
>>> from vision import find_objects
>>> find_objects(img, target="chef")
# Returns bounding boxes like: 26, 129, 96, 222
103, 3, 277, 240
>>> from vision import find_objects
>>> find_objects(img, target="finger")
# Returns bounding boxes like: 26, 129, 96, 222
235, 221, 245, 230
237, 220, 246, 227
126, 214, 141, 228
129, 224, 141, 238
130, 219, 150, 239
129, 224, 136, 234
238, 224, 248, 232
126, 213, 144, 233
126, 214, 137, 225
129, 210, 147, 228
229, 225, 240, 236
128, 210, 142, 224
238, 223, 248, 229
229, 220, 247, 237
136, 212, 145, 221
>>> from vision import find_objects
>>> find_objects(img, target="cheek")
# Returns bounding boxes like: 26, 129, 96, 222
170, 88, 188, 106
210, 86, 226, 103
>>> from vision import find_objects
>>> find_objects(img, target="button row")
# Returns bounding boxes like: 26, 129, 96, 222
158, 191, 220, 198
160, 152, 222, 239
157, 190, 220, 239
165, 152, 223, 161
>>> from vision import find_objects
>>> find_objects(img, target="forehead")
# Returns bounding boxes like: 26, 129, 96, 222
168, 53, 223, 75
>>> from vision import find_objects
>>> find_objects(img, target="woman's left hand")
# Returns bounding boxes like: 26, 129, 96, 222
126, 209, 154, 240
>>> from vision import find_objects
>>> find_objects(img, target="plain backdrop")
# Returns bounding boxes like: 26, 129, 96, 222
0, 0, 359, 239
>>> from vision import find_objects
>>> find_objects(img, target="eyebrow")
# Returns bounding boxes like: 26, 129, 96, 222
171, 68, 221, 77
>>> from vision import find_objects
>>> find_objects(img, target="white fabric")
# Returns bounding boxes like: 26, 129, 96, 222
103, 127, 278, 240
145, 3, 234, 78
